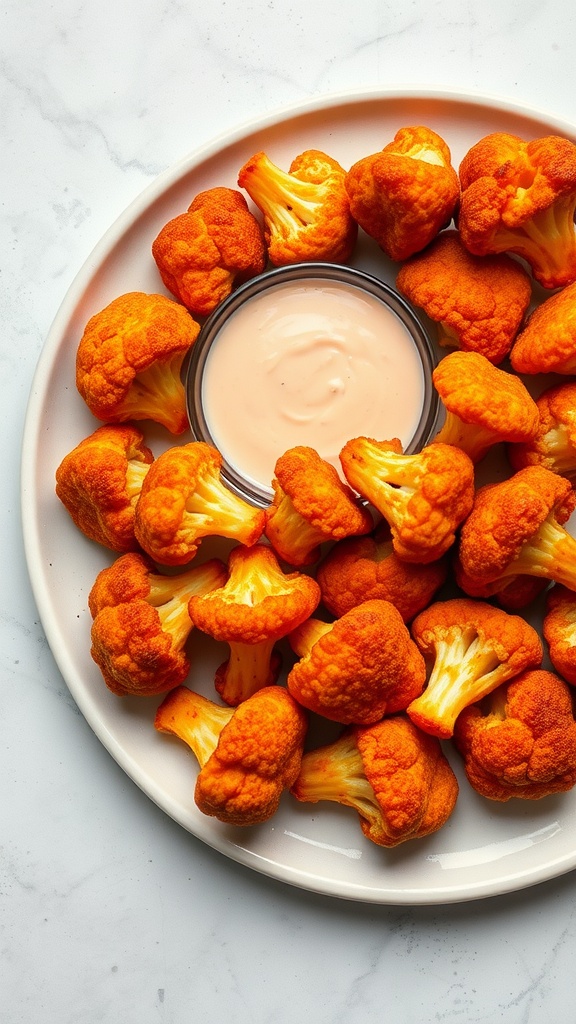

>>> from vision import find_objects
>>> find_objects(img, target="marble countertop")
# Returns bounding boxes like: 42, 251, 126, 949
5, 1, 576, 1020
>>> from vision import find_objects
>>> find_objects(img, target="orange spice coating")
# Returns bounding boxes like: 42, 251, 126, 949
508, 380, 576, 481
543, 585, 576, 685
287, 598, 426, 725
75, 291, 200, 433
237, 148, 357, 266
55, 423, 153, 552
345, 126, 460, 261
432, 350, 539, 462
510, 281, 576, 375
151, 187, 266, 317
264, 445, 373, 567
291, 716, 458, 847
134, 441, 265, 566
453, 669, 576, 800
396, 230, 532, 364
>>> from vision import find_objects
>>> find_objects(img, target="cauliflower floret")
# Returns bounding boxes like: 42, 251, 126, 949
154, 685, 308, 826
510, 281, 576, 375
407, 598, 543, 739
339, 436, 474, 564
345, 126, 460, 261
508, 380, 576, 481
55, 423, 153, 551
237, 149, 357, 266
151, 187, 266, 317
454, 669, 576, 800
543, 584, 576, 685
75, 291, 200, 433
291, 716, 459, 847
396, 229, 532, 364
287, 599, 426, 725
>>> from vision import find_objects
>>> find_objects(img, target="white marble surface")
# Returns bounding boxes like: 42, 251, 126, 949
5, 0, 576, 1020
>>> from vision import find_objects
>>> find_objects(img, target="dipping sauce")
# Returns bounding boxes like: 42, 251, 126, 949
187, 264, 437, 506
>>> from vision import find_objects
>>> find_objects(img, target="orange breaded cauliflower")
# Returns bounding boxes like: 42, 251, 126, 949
237, 149, 357, 266
458, 132, 576, 289
508, 381, 576, 481
432, 351, 539, 463
88, 553, 227, 697
264, 446, 373, 567
154, 685, 308, 826
407, 598, 543, 739
134, 441, 265, 566
75, 291, 200, 433
457, 466, 576, 594
509, 281, 576, 375
315, 521, 447, 621
188, 543, 320, 706
344, 126, 460, 262
287, 599, 426, 725
339, 437, 474, 564
151, 187, 267, 318
55, 423, 153, 552
454, 669, 576, 800
291, 716, 458, 847
543, 585, 576, 685
396, 230, 532, 364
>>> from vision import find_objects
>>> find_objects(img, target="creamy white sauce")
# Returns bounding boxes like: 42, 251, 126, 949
201, 280, 425, 491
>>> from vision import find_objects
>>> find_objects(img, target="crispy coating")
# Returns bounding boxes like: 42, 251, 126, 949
509, 281, 576, 375
155, 685, 308, 826
264, 446, 373, 567
134, 442, 265, 566
543, 585, 576, 685
237, 148, 357, 266
315, 522, 447, 621
457, 466, 576, 592
89, 553, 226, 696
287, 598, 426, 725
291, 716, 458, 847
432, 351, 539, 462
407, 598, 543, 739
396, 230, 532, 364
339, 437, 474, 564
458, 133, 576, 289
345, 126, 459, 261
508, 381, 576, 481
55, 423, 153, 551
188, 543, 321, 706
151, 187, 266, 317
454, 669, 576, 800
75, 291, 200, 433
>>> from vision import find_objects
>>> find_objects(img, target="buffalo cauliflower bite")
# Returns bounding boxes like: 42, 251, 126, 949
508, 381, 576, 481
543, 585, 576, 685
151, 187, 266, 317
457, 466, 576, 594
344, 126, 460, 261
339, 436, 474, 564
287, 599, 426, 725
88, 553, 227, 697
264, 446, 373, 567
407, 598, 543, 739
396, 230, 532, 364
454, 669, 576, 800
315, 521, 447, 621
75, 291, 200, 433
509, 281, 576, 375
431, 351, 539, 463
55, 423, 153, 552
154, 685, 308, 826
188, 543, 321, 706
458, 132, 576, 289
291, 716, 459, 847
237, 149, 357, 266
134, 441, 265, 566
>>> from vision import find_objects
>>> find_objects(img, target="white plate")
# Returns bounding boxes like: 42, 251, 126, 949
21, 88, 576, 905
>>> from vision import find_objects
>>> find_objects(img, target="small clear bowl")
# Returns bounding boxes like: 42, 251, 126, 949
185, 262, 439, 508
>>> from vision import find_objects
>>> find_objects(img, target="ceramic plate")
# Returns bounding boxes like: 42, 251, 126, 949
21, 88, 576, 904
